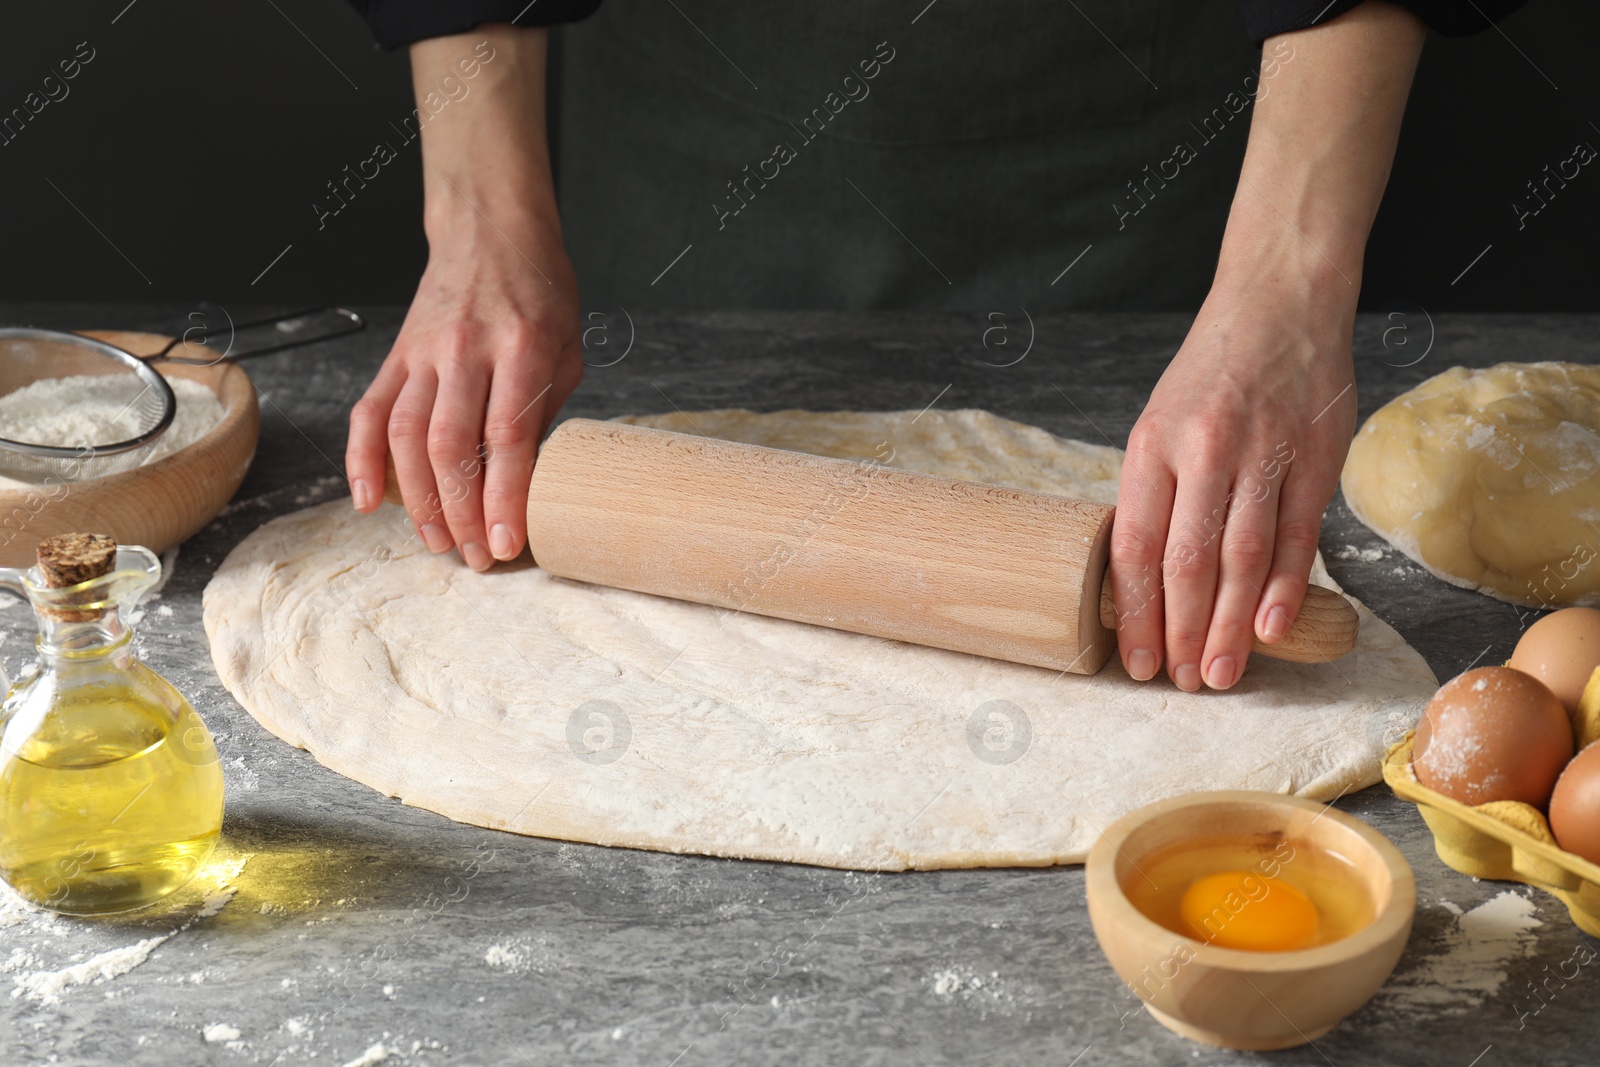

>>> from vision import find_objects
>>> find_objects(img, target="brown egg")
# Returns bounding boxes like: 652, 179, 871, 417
1510, 607, 1600, 718
1550, 742, 1600, 865
1413, 666, 1573, 807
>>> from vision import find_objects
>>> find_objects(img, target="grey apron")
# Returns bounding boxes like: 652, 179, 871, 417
555, 0, 1260, 310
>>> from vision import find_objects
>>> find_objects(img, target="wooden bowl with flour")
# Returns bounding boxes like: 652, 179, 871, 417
0, 330, 260, 567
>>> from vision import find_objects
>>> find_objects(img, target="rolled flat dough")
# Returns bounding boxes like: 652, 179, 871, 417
204, 409, 1437, 871
1342, 362, 1600, 608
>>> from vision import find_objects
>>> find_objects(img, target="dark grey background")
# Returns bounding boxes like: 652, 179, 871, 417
0, 0, 1594, 313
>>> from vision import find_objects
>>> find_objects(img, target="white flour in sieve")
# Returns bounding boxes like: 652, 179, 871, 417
0, 373, 224, 485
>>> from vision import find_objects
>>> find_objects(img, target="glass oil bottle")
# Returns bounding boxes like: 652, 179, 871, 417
0, 533, 223, 914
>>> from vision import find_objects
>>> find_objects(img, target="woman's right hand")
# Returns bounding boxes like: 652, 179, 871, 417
345, 24, 582, 572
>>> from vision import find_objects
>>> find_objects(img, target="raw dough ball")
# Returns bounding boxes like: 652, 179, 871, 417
1342, 362, 1600, 608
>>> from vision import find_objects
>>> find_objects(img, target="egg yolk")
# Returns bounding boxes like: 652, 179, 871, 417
1178, 870, 1320, 952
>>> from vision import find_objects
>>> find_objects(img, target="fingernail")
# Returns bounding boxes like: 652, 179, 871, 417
1174, 663, 1201, 692
460, 541, 492, 572
1206, 656, 1238, 690
489, 523, 515, 560
419, 523, 452, 553
1262, 606, 1290, 642
351, 479, 372, 511
1127, 648, 1157, 681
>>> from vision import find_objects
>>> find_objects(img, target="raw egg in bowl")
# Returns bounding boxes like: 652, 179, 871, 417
1086, 790, 1415, 1051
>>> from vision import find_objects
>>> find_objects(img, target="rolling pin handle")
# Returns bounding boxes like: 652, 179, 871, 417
1097, 580, 1359, 665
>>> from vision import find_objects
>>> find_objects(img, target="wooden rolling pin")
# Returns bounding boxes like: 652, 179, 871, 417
383, 420, 1357, 672
509, 419, 1359, 675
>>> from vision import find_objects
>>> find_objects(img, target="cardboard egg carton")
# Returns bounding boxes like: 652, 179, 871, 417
1382, 666, 1600, 937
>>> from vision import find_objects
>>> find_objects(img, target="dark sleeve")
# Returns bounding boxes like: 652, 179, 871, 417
345, 0, 602, 50
1241, 0, 1530, 42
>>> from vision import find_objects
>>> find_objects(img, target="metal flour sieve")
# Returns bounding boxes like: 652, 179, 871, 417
0, 306, 363, 481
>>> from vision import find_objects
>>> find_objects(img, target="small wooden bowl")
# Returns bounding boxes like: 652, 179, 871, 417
0, 330, 259, 566
1086, 790, 1415, 1051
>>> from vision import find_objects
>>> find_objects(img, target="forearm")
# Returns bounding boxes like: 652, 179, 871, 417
348, 23, 581, 568
410, 24, 560, 242
1217, 2, 1427, 295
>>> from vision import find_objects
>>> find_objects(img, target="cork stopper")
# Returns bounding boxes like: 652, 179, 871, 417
36, 532, 117, 621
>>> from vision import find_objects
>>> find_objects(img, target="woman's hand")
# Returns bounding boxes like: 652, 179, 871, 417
345, 25, 581, 571
1108, 1, 1425, 689
347, 205, 581, 570
1110, 260, 1357, 691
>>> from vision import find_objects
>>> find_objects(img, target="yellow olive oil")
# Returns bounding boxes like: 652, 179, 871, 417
0, 674, 224, 915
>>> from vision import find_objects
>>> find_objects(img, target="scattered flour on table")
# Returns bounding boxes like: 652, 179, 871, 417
202, 1022, 241, 1043
0, 374, 224, 486
341, 1042, 391, 1066
3, 946, 40, 972
0, 886, 54, 930
1375, 891, 1542, 1014
209, 855, 249, 882
927, 965, 1033, 1018
197, 885, 238, 918
6, 852, 249, 1005
1336, 545, 1387, 562
226, 755, 261, 793
484, 943, 523, 970
12, 934, 170, 1005
194, 854, 249, 919
484, 936, 559, 975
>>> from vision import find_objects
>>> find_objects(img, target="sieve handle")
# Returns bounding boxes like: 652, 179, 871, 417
138, 306, 365, 366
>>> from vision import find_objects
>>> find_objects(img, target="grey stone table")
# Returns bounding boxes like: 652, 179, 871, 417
2, 306, 1596, 1067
